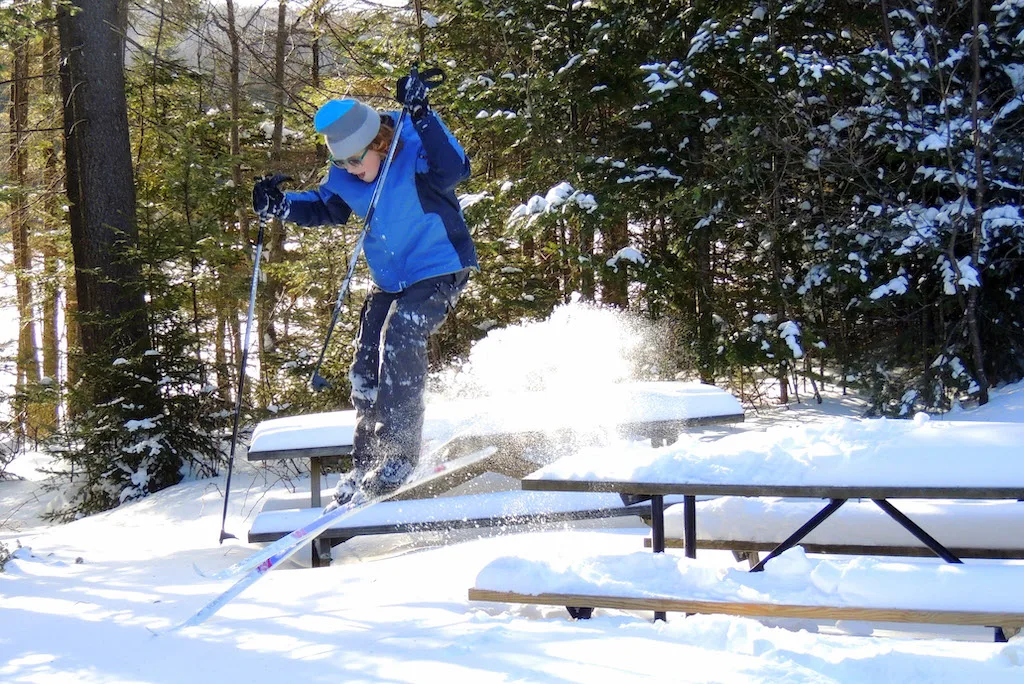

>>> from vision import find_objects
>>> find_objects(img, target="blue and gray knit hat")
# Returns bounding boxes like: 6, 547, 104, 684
314, 99, 380, 160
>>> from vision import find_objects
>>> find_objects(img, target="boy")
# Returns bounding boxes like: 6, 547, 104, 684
253, 70, 476, 506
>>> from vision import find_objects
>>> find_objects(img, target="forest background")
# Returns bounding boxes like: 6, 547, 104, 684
1, 0, 1023, 521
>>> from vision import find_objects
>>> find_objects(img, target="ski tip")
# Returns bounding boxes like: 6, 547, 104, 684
147, 622, 183, 638
194, 561, 235, 581
159, 616, 201, 635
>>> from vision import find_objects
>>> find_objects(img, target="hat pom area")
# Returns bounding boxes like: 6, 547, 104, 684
315, 99, 381, 160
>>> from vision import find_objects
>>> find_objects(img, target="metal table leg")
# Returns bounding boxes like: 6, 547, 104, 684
310, 457, 322, 508
872, 499, 962, 564
651, 495, 665, 553
683, 495, 696, 559
751, 498, 847, 572
650, 495, 667, 622
311, 458, 322, 567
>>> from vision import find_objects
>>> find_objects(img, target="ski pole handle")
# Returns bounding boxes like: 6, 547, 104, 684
418, 66, 445, 89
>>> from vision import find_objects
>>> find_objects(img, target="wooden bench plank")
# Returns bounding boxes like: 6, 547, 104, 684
248, 447, 663, 546
246, 446, 516, 562
248, 492, 654, 544
467, 589, 1024, 631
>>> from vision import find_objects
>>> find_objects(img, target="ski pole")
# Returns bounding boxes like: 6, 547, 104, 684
310, 106, 408, 391
219, 214, 267, 543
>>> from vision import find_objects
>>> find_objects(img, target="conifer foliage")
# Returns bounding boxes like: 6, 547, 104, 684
1, 1, 1023, 517
430, 0, 1024, 413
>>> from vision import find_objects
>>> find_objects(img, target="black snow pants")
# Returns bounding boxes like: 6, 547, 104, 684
349, 269, 470, 473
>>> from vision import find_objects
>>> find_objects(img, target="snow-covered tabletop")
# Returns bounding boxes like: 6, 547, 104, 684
248, 381, 743, 457
524, 415, 1024, 496
248, 409, 358, 457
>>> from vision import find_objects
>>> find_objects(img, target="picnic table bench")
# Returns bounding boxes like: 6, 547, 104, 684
244, 382, 744, 566
249, 445, 542, 566
469, 565, 1024, 640
469, 418, 1024, 641
250, 489, 667, 546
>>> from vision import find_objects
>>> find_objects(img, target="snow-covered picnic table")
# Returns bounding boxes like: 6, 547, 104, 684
524, 416, 1024, 566
246, 381, 745, 508
513, 416, 1024, 625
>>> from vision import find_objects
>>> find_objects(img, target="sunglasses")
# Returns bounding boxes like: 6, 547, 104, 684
331, 147, 370, 169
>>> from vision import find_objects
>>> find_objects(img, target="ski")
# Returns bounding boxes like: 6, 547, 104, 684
159, 500, 362, 634
195, 488, 416, 582
195, 448, 479, 581
197, 497, 363, 581
165, 445, 495, 632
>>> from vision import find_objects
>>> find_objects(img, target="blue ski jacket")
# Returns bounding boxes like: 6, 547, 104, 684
285, 111, 477, 293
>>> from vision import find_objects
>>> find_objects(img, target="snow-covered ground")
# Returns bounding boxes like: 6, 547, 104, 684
2, 305, 1024, 683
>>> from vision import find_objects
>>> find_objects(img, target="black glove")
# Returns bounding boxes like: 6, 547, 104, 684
396, 69, 430, 121
252, 173, 292, 219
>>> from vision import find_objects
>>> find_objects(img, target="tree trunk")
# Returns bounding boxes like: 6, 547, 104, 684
601, 215, 629, 307
579, 222, 595, 301
694, 222, 715, 384
216, 307, 231, 403
42, 147, 61, 423
771, 227, 789, 403
558, 220, 571, 302
41, 8, 62, 429
310, 6, 328, 164
10, 37, 42, 439
765, 11, 789, 405
64, 276, 81, 389
966, 0, 989, 404
257, 0, 289, 397
224, 0, 251, 246
58, 0, 151, 366
52, 0, 80, 392
220, 0, 248, 403
182, 150, 207, 384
